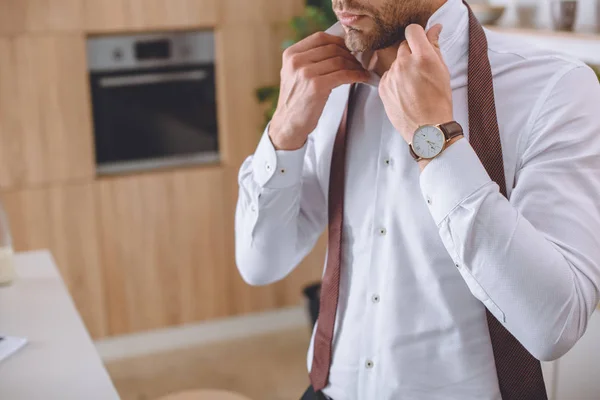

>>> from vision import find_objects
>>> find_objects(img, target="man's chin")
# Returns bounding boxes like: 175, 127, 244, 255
345, 30, 373, 53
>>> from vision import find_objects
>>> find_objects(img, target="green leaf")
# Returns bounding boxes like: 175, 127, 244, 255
256, 86, 278, 103
282, 39, 295, 50
291, 15, 309, 38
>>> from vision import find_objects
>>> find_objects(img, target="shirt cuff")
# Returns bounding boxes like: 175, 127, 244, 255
420, 138, 492, 225
251, 126, 307, 189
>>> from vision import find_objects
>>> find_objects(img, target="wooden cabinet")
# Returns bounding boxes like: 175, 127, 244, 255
0, 0, 302, 34
0, 183, 108, 338
0, 0, 83, 34
93, 165, 323, 336
0, 38, 25, 189
84, 0, 218, 32
220, 0, 303, 24
0, 35, 95, 189
96, 168, 234, 335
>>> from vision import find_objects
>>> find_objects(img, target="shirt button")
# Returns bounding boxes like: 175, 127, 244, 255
371, 294, 380, 303
426, 196, 432, 205
455, 263, 460, 269
384, 158, 392, 166
378, 228, 387, 236
265, 163, 272, 172
280, 168, 286, 174
365, 360, 374, 369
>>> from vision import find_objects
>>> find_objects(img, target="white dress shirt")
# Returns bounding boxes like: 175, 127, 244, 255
235, 0, 600, 398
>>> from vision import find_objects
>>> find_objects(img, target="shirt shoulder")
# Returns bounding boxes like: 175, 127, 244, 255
485, 28, 587, 71
484, 29, 600, 169
484, 28, 597, 116
484, 28, 594, 123
484, 28, 588, 102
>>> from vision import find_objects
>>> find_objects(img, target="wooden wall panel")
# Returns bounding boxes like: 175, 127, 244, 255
16, 34, 95, 186
97, 168, 237, 335
46, 183, 107, 338
0, 187, 50, 251
0, 0, 83, 34
0, 38, 25, 189
0, 183, 108, 338
84, 0, 218, 33
220, 0, 304, 24
216, 23, 292, 167
0, 35, 95, 189
0, 2, 27, 35
23, 0, 83, 33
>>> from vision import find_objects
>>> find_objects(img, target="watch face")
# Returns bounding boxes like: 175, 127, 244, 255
412, 126, 445, 159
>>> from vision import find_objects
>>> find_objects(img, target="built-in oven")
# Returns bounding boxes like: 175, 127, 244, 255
87, 31, 219, 175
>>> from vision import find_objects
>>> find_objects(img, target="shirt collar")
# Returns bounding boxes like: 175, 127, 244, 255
326, 0, 469, 87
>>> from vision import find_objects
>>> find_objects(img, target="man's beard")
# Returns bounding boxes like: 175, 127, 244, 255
333, 0, 435, 52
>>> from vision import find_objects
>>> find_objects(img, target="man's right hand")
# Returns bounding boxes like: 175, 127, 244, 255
268, 32, 370, 151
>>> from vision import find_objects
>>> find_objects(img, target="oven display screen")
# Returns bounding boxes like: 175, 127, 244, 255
135, 39, 171, 60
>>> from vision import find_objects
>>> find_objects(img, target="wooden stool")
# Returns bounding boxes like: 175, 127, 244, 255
157, 389, 253, 400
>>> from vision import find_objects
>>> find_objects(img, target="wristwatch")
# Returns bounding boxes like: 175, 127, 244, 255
409, 121, 464, 161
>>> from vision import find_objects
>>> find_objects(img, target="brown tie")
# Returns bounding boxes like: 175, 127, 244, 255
309, 2, 548, 399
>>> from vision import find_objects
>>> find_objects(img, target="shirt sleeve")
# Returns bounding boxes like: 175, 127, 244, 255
419, 65, 600, 361
235, 127, 327, 285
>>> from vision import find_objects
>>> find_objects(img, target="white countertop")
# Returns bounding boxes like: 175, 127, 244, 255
0, 250, 120, 400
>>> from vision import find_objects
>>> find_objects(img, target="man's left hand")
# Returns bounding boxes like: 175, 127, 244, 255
379, 24, 454, 144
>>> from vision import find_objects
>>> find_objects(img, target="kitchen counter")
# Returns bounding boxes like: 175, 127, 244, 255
0, 250, 119, 399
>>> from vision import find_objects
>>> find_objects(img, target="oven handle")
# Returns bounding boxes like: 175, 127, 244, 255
99, 70, 209, 88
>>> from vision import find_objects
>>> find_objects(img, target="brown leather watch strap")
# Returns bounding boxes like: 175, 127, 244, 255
409, 143, 420, 161
409, 121, 464, 161
439, 121, 463, 141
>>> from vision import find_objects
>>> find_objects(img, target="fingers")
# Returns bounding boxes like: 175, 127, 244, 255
397, 40, 411, 58
426, 24, 443, 48
315, 69, 370, 90
286, 31, 348, 56
403, 24, 432, 56
426, 24, 444, 60
303, 56, 367, 78
280, 30, 369, 93
298, 43, 359, 65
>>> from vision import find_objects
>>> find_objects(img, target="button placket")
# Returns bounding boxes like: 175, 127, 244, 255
356, 117, 389, 394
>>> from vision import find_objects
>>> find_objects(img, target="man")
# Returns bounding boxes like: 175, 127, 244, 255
235, 0, 600, 398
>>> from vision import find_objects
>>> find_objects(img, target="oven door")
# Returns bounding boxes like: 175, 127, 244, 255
90, 64, 219, 175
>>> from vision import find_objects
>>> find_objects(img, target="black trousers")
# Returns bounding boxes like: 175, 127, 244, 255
301, 385, 330, 400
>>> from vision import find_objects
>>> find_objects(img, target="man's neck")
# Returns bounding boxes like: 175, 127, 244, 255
368, 46, 400, 77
